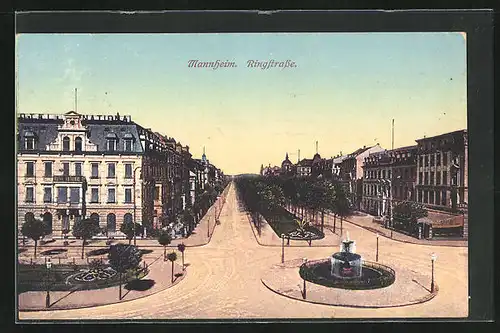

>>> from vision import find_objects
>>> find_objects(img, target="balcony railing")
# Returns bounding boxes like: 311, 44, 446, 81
53, 175, 86, 183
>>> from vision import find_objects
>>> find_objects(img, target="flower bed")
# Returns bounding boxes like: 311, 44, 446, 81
17, 263, 147, 293
299, 259, 395, 290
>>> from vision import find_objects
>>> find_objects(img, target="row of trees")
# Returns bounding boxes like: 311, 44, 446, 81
234, 175, 352, 235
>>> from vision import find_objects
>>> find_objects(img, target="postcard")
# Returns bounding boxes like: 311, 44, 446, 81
14, 11, 491, 322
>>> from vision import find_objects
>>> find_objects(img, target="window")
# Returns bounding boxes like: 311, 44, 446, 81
75, 163, 82, 176
75, 137, 83, 152
57, 187, 68, 203
62, 162, 69, 176
124, 139, 133, 152
62, 136, 70, 151
44, 162, 52, 177
25, 137, 35, 150
418, 172, 422, 185
91, 163, 99, 178
43, 187, 52, 203
443, 171, 448, 185
388, 170, 391, 179
429, 191, 435, 204
436, 153, 441, 166
430, 155, 435, 166
25, 187, 34, 202
423, 190, 428, 204
107, 139, 117, 152
107, 163, 116, 178
70, 188, 80, 204
124, 164, 133, 178
436, 191, 441, 205
419, 156, 423, 167
26, 162, 34, 177
154, 186, 160, 201
436, 171, 441, 185
441, 190, 447, 206
424, 155, 429, 167
430, 172, 434, 185
91, 188, 99, 203
107, 188, 116, 203
443, 152, 448, 166
382, 170, 386, 179
124, 188, 132, 203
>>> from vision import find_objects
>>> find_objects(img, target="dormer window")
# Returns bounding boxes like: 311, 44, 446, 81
62, 136, 70, 151
75, 137, 83, 152
24, 131, 36, 150
123, 133, 134, 152
106, 133, 118, 152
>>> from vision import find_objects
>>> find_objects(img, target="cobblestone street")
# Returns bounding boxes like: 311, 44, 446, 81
19, 182, 468, 320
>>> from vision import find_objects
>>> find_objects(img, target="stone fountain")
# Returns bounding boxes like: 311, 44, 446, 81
330, 232, 362, 279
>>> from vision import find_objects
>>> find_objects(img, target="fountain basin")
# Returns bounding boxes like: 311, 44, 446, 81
299, 259, 395, 290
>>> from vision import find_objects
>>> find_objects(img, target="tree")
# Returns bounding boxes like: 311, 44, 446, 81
393, 201, 428, 234
158, 230, 172, 260
72, 218, 101, 259
108, 244, 143, 300
333, 183, 350, 235
120, 221, 144, 245
166, 251, 178, 283
177, 243, 186, 270
21, 217, 49, 259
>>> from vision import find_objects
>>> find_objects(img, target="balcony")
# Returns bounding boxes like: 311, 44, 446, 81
53, 175, 86, 183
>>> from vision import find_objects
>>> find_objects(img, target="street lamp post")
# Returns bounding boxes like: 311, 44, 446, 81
302, 258, 308, 299
431, 253, 437, 293
133, 166, 142, 246
281, 233, 285, 263
376, 233, 379, 262
45, 258, 52, 308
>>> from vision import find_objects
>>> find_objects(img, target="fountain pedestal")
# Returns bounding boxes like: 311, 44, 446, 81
330, 236, 362, 279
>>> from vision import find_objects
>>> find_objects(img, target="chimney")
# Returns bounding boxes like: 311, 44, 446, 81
363, 145, 366, 149
298, 149, 300, 163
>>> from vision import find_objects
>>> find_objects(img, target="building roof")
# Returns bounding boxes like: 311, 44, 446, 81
297, 158, 313, 167
415, 129, 467, 142
333, 155, 348, 164
17, 113, 144, 153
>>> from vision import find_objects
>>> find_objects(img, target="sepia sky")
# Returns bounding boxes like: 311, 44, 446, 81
16, 33, 467, 175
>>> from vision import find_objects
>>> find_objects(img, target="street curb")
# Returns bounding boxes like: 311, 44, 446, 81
18, 258, 186, 312
260, 278, 439, 309
340, 215, 467, 248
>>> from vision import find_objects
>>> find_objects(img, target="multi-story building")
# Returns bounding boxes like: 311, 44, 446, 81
361, 145, 417, 217
415, 130, 468, 236
331, 153, 348, 180
17, 111, 226, 238
17, 111, 146, 237
340, 144, 384, 208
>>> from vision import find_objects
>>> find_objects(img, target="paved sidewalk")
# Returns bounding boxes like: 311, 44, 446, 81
19, 255, 186, 311
332, 212, 468, 247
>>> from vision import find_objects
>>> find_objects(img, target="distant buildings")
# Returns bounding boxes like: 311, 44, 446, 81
17, 111, 225, 238
259, 128, 468, 238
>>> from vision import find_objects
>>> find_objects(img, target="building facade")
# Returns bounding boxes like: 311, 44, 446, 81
17, 111, 226, 238
361, 145, 417, 217
17, 111, 145, 237
415, 130, 468, 211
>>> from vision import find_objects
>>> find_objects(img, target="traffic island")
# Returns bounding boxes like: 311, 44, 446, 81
261, 258, 438, 308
